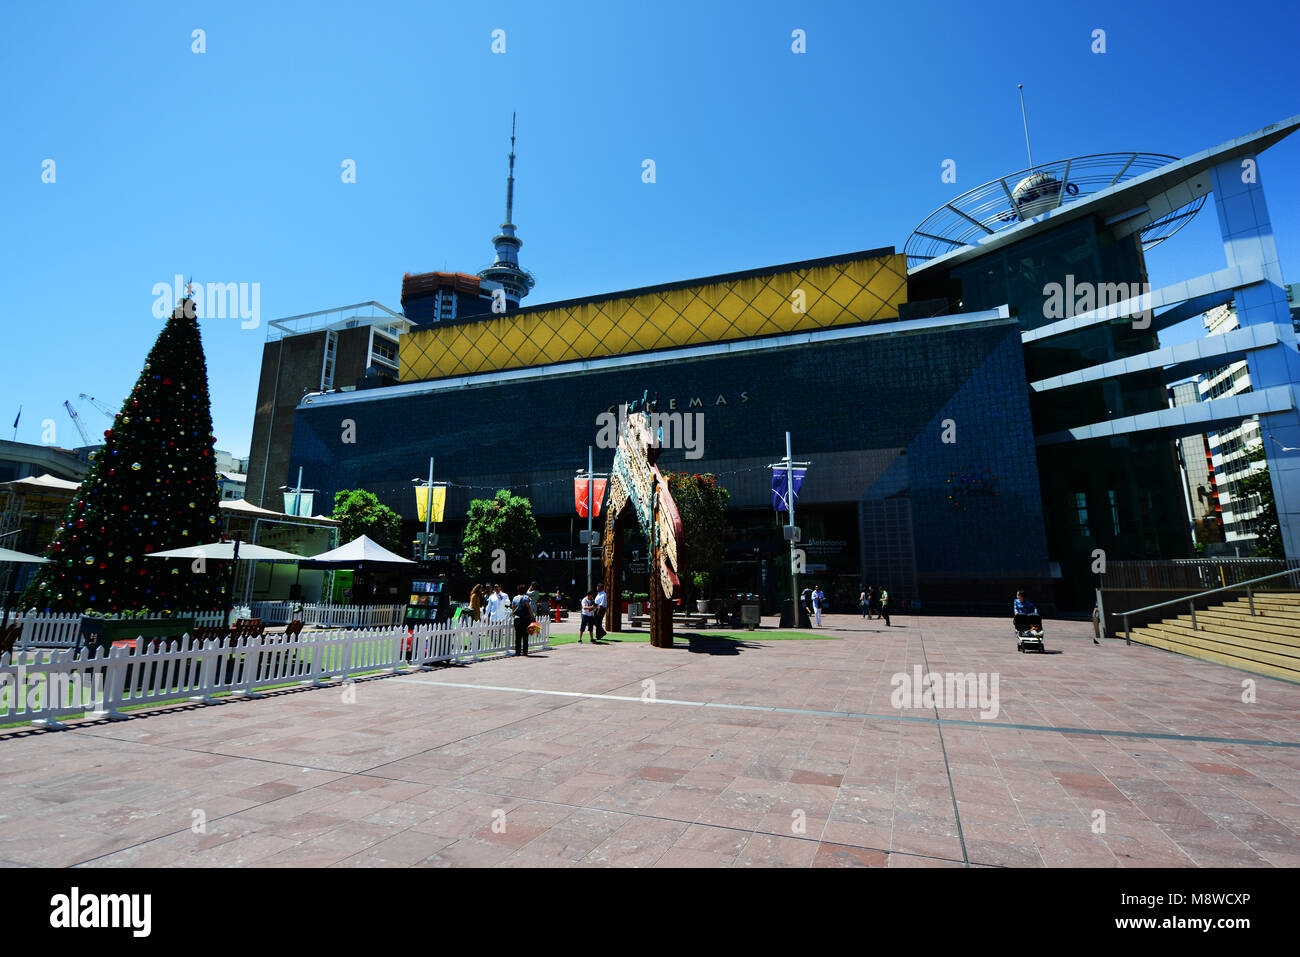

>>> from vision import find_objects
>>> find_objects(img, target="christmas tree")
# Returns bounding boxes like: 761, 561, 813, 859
25, 296, 227, 614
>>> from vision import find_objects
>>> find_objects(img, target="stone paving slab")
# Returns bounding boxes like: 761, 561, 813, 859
1, 612, 1298, 867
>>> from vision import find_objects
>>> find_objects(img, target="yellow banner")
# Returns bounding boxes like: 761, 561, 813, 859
416, 485, 446, 523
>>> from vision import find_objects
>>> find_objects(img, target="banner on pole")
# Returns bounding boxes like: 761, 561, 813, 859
771, 467, 806, 513
283, 491, 315, 517
575, 477, 608, 518
416, 485, 447, 524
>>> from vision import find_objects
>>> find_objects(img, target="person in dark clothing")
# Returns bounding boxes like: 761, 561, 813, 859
511, 585, 534, 657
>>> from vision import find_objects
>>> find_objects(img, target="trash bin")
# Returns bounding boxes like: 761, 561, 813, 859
741, 605, 761, 631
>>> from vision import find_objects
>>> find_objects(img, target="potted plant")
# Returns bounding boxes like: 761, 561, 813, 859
691, 572, 711, 613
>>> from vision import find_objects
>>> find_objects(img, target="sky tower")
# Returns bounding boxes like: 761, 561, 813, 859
478, 113, 536, 309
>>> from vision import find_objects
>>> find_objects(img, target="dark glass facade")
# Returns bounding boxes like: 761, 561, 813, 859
287, 317, 1052, 613
911, 215, 1193, 608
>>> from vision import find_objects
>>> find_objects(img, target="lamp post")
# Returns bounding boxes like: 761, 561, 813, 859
412, 458, 447, 563
576, 447, 608, 594
272, 468, 318, 607
769, 433, 810, 626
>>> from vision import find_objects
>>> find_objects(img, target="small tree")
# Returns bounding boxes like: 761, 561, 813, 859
664, 472, 730, 603
461, 490, 540, 581
332, 489, 403, 551
1238, 446, 1283, 558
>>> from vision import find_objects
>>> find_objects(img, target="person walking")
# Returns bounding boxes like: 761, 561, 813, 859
579, 591, 596, 642
594, 583, 608, 641
859, 585, 869, 619
1092, 603, 1102, 645
879, 586, 891, 627
468, 584, 484, 623
800, 587, 812, 627
511, 585, 534, 657
812, 584, 825, 627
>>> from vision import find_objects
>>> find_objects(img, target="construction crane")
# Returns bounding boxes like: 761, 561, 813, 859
62, 400, 93, 446
78, 394, 117, 421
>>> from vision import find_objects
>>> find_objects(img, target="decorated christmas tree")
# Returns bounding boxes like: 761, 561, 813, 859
25, 296, 226, 614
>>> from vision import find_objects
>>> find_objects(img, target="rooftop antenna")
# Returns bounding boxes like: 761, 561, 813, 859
505, 111, 517, 224
1018, 84, 1034, 171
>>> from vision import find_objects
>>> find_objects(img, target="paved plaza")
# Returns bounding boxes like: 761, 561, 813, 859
2, 612, 1298, 868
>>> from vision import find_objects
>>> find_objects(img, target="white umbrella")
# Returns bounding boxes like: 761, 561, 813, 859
146, 541, 307, 562
306, 535, 415, 565
0, 546, 49, 626
0, 546, 49, 564
146, 539, 310, 619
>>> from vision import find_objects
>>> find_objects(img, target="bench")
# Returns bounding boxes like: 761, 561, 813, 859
627, 614, 713, 629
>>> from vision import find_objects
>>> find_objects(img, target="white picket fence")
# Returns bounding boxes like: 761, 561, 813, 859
5, 609, 230, 652
0, 617, 551, 726
246, 602, 405, 629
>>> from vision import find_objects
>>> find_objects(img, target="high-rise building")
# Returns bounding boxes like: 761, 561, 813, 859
1195, 302, 1264, 550
1169, 381, 1224, 549
245, 302, 410, 508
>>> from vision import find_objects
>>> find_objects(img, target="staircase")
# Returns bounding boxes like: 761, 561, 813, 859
1128, 590, 1300, 683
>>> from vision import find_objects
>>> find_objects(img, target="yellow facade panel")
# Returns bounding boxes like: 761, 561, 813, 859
399, 251, 907, 382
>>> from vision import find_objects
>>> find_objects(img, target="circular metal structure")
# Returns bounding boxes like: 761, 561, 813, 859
905, 152, 1207, 269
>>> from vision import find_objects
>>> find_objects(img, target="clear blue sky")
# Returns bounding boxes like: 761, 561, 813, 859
2, 0, 1298, 456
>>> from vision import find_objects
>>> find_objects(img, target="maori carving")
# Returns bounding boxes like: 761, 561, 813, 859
602, 393, 684, 648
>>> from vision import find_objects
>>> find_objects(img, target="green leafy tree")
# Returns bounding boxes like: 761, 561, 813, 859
461, 490, 540, 580
332, 489, 403, 551
664, 471, 730, 601
24, 298, 225, 614
1238, 446, 1283, 558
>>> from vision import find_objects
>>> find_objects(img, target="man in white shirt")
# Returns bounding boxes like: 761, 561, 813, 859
486, 584, 509, 621
594, 585, 608, 641
812, 585, 825, 626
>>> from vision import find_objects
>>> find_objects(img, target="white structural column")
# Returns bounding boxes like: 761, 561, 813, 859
1210, 154, 1300, 557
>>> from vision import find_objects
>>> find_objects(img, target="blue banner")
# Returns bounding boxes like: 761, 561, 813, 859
771, 467, 806, 513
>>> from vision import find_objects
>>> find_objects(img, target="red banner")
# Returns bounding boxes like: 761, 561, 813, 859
575, 477, 608, 518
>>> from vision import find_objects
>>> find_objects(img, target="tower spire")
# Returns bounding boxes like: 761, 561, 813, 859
478, 112, 535, 308
505, 111, 516, 225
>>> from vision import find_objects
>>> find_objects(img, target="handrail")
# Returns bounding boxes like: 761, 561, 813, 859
1119, 567, 1300, 645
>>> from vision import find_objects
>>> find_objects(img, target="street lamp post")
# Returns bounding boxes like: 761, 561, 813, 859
769, 433, 810, 626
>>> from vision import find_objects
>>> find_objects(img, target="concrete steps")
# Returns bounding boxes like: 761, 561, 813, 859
1128, 590, 1300, 683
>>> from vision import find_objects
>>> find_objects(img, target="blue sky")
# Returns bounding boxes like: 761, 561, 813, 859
2, 0, 1298, 456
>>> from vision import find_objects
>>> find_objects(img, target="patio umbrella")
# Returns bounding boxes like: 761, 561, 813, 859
0, 546, 50, 564
303, 535, 415, 565
299, 535, 415, 607
0, 546, 49, 628
146, 541, 306, 562
146, 539, 312, 616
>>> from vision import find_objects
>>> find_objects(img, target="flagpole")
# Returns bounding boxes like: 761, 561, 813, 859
786, 431, 798, 623
586, 446, 594, 594
423, 457, 434, 562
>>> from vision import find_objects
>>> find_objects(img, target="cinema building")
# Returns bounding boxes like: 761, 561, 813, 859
249, 115, 1300, 612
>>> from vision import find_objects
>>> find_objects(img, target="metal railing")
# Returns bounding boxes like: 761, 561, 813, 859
1118, 567, 1300, 645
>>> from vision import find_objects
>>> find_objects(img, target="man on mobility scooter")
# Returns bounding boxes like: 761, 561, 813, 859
1013, 590, 1045, 652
